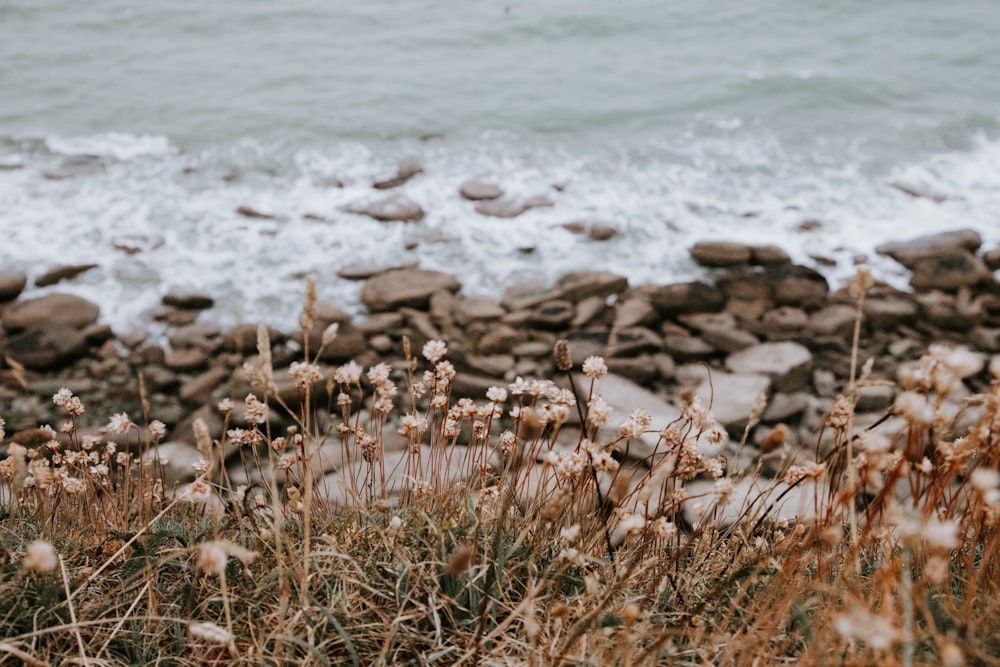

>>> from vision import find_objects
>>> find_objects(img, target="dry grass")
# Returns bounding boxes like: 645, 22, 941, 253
2, 277, 1000, 666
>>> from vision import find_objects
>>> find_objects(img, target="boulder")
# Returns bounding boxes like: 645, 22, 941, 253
34, 264, 99, 288
459, 180, 503, 201
2, 293, 100, 332
474, 194, 553, 218
696, 372, 772, 438
909, 252, 991, 291
649, 281, 726, 317
3, 326, 89, 370
689, 241, 752, 267
361, 269, 461, 312
349, 194, 425, 222
373, 160, 422, 189
876, 229, 982, 269
0, 270, 27, 302
726, 341, 813, 392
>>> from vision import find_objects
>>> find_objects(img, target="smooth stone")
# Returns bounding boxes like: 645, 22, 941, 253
649, 281, 726, 317
762, 392, 811, 423
2, 293, 100, 332
111, 233, 165, 255
164, 348, 210, 372
613, 298, 657, 329
452, 296, 505, 325
679, 311, 758, 353
876, 229, 982, 269
751, 245, 792, 266
162, 292, 214, 310
571, 295, 608, 327
476, 324, 528, 355
696, 372, 772, 438
605, 356, 659, 387
465, 354, 515, 377
663, 334, 716, 361
560, 221, 618, 241
863, 293, 919, 329
355, 312, 405, 334
34, 263, 99, 288
808, 304, 857, 338
179, 367, 229, 405
689, 241, 752, 267
336, 261, 419, 281
169, 322, 223, 350
726, 341, 813, 392
909, 252, 992, 291
554, 271, 629, 303
223, 324, 284, 354
361, 269, 461, 312
349, 194, 425, 222
373, 160, 422, 189
529, 300, 575, 329
459, 180, 503, 201
3, 326, 89, 370
511, 341, 553, 358
474, 194, 553, 218
0, 270, 27, 301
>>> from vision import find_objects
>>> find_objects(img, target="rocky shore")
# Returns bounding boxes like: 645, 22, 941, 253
3, 228, 1000, 519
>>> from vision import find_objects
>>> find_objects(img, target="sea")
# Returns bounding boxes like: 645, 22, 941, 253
2, 0, 999, 332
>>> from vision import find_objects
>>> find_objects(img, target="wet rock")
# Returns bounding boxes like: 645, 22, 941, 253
373, 160, 422, 189
726, 341, 813, 392
162, 292, 214, 311
0, 270, 27, 302
917, 290, 985, 332
3, 293, 100, 332
349, 194, 425, 222
474, 194, 553, 218
3, 326, 89, 370
34, 263, 99, 287
336, 261, 419, 281
773, 266, 829, 310
751, 245, 792, 266
555, 271, 628, 303
235, 205, 275, 219
649, 281, 726, 317
856, 384, 896, 412
876, 229, 982, 269
689, 241, 752, 267
561, 221, 618, 241
863, 292, 919, 329
696, 372, 771, 438
361, 269, 461, 312
459, 180, 503, 201
164, 348, 210, 372
909, 252, 992, 291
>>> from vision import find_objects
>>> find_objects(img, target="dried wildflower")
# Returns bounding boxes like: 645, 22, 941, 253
895, 391, 935, 426
712, 477, 735, 504
970, 468, 1000, 505
827, 394, 854, 429
197, 539, 256, 577
23, 540, 58, 573
148, 420, 166, 441
0, 416, 5, 441
587, 395, 613, 428
509, 377, 530, 395
590, 449, 619, 473
52, 388, 85, 416
447, 545, 474, 576
560, 524, 581, 542
288, 361, 322, 388
182, 479, 213, 503
554, 339, 572, 371
217, 398, 234, 413
321, 322, 339, 346
106, 412, 133, 434
399, 413, 429, 439
582, 355, 607, 379
434, 360, 456, 383
486, 386, 508, 403
559, 548, 586, 567
227, 428, 261, 448
619, 409, 651, 439
834, 607, 899, 650
848, 264, 874, 300
619, 514, 647, 535
423, 339, 448, 364
652, 517, 678, 540
785, 461, 826, 485
62, 477, 86, 495
334, 361, 363, 385
189, 621, 234, 645
243, 394, 268, 424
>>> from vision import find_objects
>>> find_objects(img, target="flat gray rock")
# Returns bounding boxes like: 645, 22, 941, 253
726, 341, 813, 392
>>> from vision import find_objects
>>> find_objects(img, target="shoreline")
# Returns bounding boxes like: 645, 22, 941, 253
2, 227, 1000, 494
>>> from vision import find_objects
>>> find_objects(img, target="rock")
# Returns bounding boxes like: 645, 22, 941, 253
465, 354, 515, 377
876, 229, 982, 269
984, 248, 1000, 272
572, 295, 608, 327
142, 441, 201, 486
529, 300, 575, 329
726, 341, 813, 392
3, 326, 89, 370
561, 221, 618, 241
758, 306, 809, 339
689, 241, 752, 267
336, 261, 419, 280
909, 252, 991, 291
373, 160, 422, 189
554, 271, 628, 303
696, 372, 771, 438
361, 269, 461, 312
180, 367, 229, 405
762, 392, 811, 423
477, 325, 528, 355
773, 266, 829, 310
613, 298, 657, 329
566, 327, 662, 361
111, 233, 165, 255
306, 326, 367, 363
808, 304, 857, 338
0, 270, 27, 302
662, 334, 716, 361
453, 296, 505, 325
917, 290, 985, 332
649, 281, 726, 317
605, 356, 659, 386
349, 194, 425, 222
679, 312, 758, 353
751, 245, 791, 266
224, 324, 284, 354
682, 477, 820, 528
235, 205, 275, 219
451, 373, 499, 400
34, 264, 99, 287
588, 373, 682, 462
164, 348, 210, 372
856, 384, 896, 412
2, 293, 100, 332
170, 322, 223, 350
355, 312, 405, 335
162, 292, 214, 311
459, 180, 503, 201
474, 195, 553, 218
863, 293, 919, 330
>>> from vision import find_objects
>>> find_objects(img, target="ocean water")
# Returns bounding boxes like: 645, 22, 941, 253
2, 0, 1000, 331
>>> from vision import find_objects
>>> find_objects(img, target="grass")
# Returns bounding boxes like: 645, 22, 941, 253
1, 274, 999, 666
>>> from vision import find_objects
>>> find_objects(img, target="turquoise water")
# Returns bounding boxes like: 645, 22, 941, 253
2, 0, 999, 327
